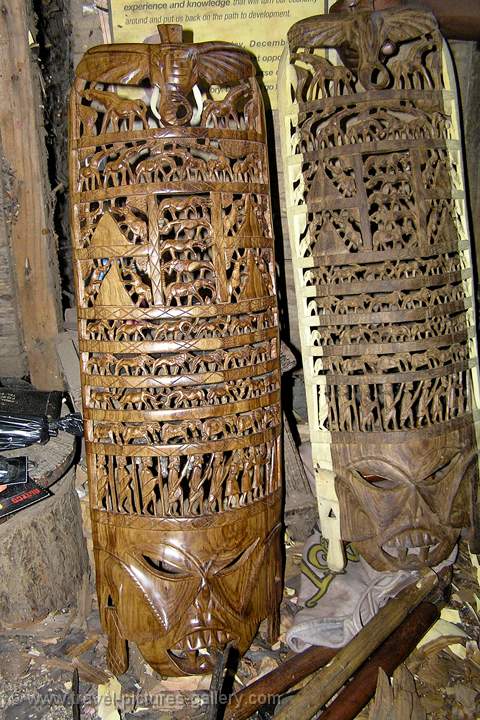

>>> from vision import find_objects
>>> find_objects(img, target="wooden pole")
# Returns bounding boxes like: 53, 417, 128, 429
274, 571, 438, 720
0, 0, 63, 389
412, 0, 480, 40
224, 646, 336, 720
318, 601, 440, 720
0, 134, 27, 376
330, 0, 480, 41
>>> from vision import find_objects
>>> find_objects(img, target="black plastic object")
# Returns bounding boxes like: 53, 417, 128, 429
0, 412, 84, 452
51, 413, 84, 437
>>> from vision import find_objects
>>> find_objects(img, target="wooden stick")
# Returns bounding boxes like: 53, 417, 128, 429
208, 641, 234, 720
274, 571, 438, 720
225, 597, 439, 720
318, 601, 440, 720
72, 668, 81, 720
224, 645, 336, 720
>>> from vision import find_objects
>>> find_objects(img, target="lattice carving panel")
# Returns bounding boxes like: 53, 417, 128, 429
69, 25, 282, 677
278, 6, 479, 572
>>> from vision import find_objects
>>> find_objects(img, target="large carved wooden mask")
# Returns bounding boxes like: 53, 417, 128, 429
278, 6, 479, 571
69, 25, 283, 675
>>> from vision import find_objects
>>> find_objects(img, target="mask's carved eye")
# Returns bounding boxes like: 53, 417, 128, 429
423, 454, 461, 486
220, 550, 246, 573
218, 543, 257, 575
352, 469, 398, 490
142, 554, 189, 577
363, 475, 398, 490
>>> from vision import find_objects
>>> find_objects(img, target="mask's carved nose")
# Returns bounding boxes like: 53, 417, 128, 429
411, 486, 433, 522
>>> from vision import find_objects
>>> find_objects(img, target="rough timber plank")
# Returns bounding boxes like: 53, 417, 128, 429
450, 40, 480, 259
0, 138, 26, 376
0, 0, 62, 389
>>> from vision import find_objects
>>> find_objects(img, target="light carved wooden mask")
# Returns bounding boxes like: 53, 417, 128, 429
278, 6, 480, 571
69, 24, 283, 676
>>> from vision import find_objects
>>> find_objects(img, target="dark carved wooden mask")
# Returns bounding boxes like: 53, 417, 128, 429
278, 6, 479, 572
69, 24, 282, 676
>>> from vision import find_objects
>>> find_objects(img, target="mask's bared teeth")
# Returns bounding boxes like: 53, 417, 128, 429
419, 546, 429, 563
410, 530, 422, 547
405, 532, 415, 548
398, 546, 407, 562
382, 543, 397, 558
170, 646, 187, 659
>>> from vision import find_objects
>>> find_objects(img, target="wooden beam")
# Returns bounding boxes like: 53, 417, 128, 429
0, 0, 62, 389
0, 136, 27, 376
330, 0, 480, 41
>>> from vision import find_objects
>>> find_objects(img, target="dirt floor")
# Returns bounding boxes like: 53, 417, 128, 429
0, 538, 299, 720
0, 536, 479, 720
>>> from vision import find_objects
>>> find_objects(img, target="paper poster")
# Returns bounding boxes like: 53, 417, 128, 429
109, 0, 332, 107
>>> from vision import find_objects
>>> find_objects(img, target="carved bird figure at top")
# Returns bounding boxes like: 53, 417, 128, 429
288, 6, 438, 90
76, 24, 255, 126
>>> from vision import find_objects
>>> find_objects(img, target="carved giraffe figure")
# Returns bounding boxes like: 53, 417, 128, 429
84, 88, 148, 132
78, 102, 98, 136
103, 147, 139, 187
202, 83, 252, 128
119, 206, 148, 243
79, 149, 109, 192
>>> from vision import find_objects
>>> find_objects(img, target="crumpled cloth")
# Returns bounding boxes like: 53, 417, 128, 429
286, 530, 456, 652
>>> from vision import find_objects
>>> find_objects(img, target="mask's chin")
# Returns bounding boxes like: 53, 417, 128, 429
167, 629, 234, 674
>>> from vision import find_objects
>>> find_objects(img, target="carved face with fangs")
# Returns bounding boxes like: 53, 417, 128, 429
92, 494, 283, 676
334, 428, 476, 571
